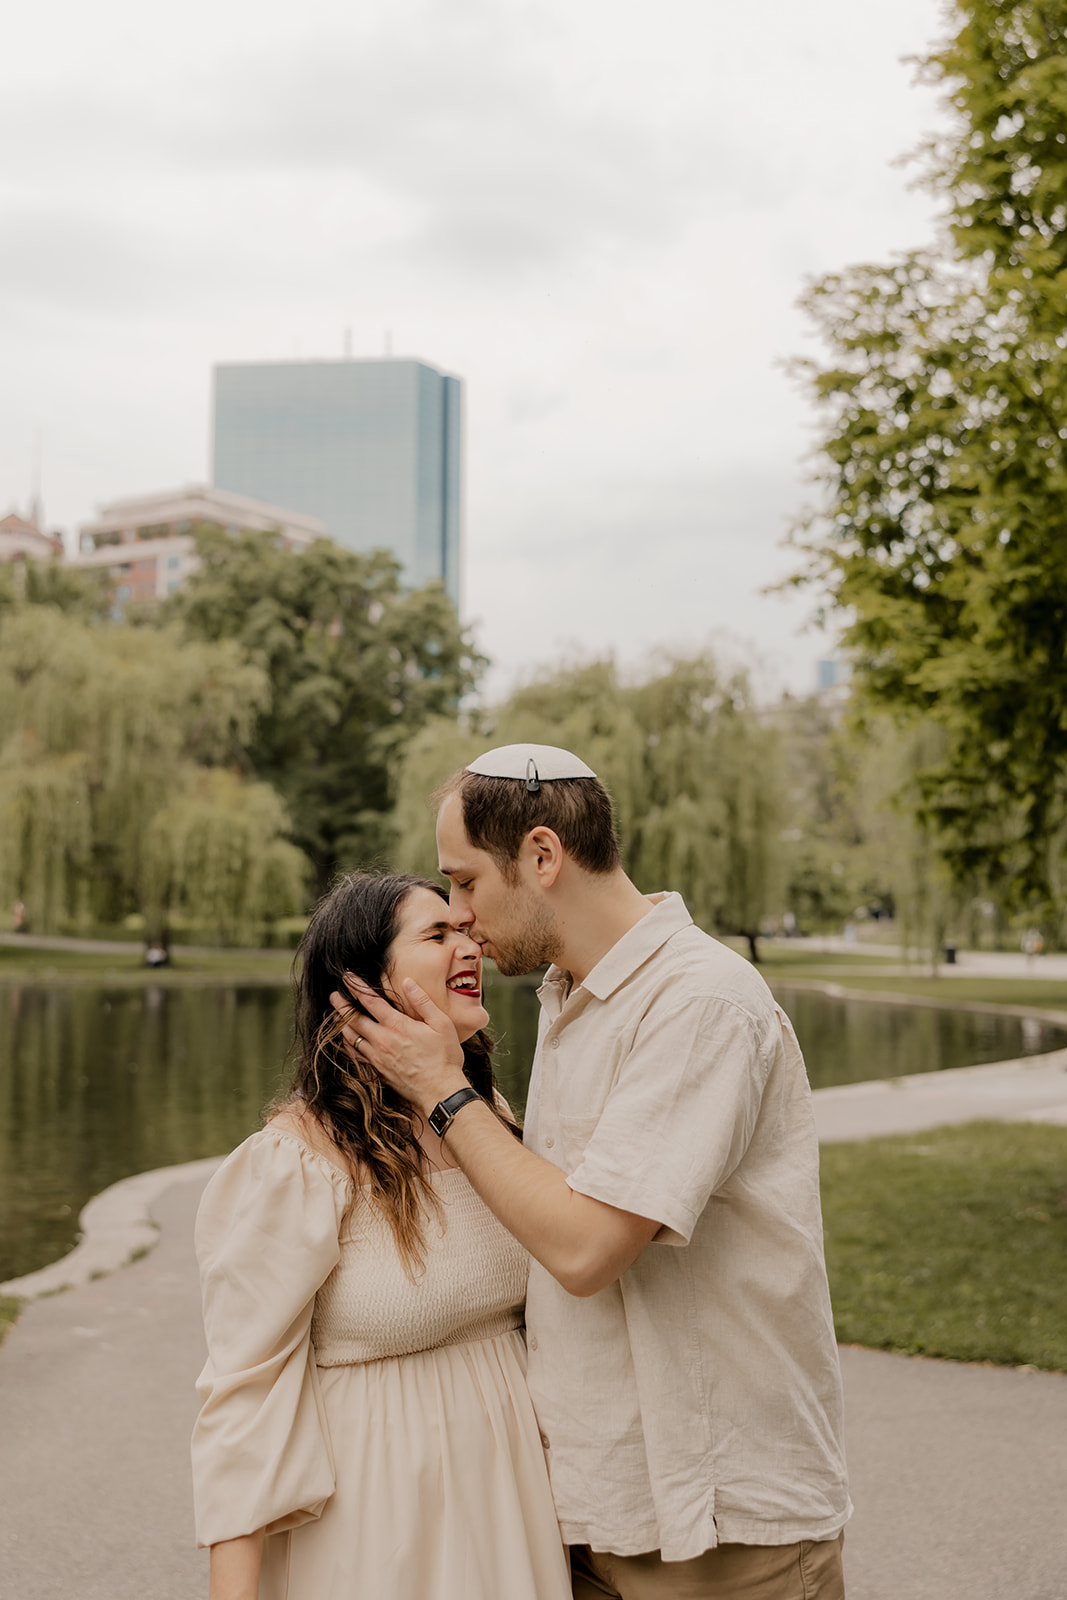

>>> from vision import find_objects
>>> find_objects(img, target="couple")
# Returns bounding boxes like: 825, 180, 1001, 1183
192, 744, 851, 1599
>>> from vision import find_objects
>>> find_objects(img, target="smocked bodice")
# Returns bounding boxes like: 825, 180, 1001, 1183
311, 1164, 527, 1365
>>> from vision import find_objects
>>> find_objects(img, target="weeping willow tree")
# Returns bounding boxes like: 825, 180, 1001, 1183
391, 654, 785, 958
0, 605, 309, 945
144, 770, 309, 947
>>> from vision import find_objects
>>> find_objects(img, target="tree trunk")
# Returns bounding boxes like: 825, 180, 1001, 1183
746, 931, 760, 965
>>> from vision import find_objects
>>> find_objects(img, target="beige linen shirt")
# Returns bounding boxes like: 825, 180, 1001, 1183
523, 892, 851, 1562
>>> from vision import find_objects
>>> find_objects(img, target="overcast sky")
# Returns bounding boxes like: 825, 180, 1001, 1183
3, 0, 950, 700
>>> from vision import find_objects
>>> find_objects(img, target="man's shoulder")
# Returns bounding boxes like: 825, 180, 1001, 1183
654, 920, 777, 1022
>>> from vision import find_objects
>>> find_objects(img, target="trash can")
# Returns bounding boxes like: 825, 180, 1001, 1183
944, 942, 957, 965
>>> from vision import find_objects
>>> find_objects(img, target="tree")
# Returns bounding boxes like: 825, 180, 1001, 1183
168, 529, 483, 891
392, 654, 785, 958
0, 604, 307, 945
791, 1, 1067, 930
0, 556, 110, 624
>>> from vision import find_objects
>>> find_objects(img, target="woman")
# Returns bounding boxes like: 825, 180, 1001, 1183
191, 873, 571, 1600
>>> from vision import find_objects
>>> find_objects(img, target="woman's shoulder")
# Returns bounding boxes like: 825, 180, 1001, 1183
200, 1109, 357, 1204
259, 1105, 359, 1188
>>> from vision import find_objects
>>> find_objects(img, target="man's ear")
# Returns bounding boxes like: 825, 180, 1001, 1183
525, 826, 565, 887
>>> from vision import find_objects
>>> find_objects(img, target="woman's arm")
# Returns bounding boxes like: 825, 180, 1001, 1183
209, 1529, 265, 1600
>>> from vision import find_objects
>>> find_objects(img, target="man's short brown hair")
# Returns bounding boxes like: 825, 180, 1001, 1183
436, 769, 621, 879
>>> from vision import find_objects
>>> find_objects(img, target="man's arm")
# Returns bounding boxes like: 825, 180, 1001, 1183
333, 978, 660, 1296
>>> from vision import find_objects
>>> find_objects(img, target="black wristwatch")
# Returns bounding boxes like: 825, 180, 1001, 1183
428, 1086, 482, 1137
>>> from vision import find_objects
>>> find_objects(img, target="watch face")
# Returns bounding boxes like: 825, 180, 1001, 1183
428, 1106, 448, 1135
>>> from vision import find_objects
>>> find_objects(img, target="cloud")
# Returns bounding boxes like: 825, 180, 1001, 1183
1, 0, 755, 295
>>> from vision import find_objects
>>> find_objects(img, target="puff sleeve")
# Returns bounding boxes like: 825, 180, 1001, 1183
191, 1129, 352, 1548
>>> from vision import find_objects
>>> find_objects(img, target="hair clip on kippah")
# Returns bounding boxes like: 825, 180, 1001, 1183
466, 744, 598, 781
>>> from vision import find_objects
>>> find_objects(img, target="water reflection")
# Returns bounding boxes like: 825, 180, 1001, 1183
0, 986, 293, 1283
2, 977, 1065, 1283
770, 985, 1067, 1090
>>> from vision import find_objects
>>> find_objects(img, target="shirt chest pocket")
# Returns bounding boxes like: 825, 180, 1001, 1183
553, 1111, 603, 1172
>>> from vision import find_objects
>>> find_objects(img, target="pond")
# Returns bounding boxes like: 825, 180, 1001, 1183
2, 978, 1065, 1283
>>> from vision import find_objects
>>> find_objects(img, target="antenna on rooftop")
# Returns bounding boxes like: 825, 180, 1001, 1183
29, 427, 43, 530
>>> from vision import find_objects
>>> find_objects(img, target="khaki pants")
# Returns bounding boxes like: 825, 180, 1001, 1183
570, 1533, 845, 1600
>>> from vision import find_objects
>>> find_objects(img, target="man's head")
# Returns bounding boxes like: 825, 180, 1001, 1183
434, 743, 621, 975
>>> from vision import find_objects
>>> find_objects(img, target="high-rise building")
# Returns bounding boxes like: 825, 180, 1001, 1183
212, 358, 462, 609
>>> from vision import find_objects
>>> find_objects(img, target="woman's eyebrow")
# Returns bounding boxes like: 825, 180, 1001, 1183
417, 918, 453, 936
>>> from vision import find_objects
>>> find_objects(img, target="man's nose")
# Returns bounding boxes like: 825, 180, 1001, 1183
449, 906, 477, 938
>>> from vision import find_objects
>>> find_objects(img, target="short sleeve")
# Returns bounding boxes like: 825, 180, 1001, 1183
565, 996, 774, 1245
191, 1129, 351, 1548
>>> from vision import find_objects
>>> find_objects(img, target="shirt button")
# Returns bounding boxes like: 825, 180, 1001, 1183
544, 1136, 554, 1149
540, 1432, 550, 1450
550, 1036, 560, 1049
528, 1334, 538, 1351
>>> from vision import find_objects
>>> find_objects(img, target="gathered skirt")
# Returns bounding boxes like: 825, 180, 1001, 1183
260, 1327, 571, 1600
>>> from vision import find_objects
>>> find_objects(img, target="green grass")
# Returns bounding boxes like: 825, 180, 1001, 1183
729, 941, 900, 971
800, 972, 1067, 1013
821, 1121, 1067, 1370
0, 1296, 21, 1345
0, 944, 293, 986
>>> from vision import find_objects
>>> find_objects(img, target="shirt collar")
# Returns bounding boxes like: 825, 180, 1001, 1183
539, 891, 693, 1007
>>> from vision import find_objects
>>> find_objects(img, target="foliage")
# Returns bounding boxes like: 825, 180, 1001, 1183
393, 654, 785, 954
0, 557, 110, 623
0, 604, 306, 942
821, 1120, 1067, 1370
791, 1, 1067, 926
168, 528, 483, 891
144, 769, 308, 946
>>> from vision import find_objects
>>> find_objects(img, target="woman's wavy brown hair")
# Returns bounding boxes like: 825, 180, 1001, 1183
282, 871, 514, 1273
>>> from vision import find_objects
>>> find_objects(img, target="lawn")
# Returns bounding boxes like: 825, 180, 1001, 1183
0, 944, 293, 986
821, 1121, 1067, 1371
0, 1297, 20, 1346
795, 971, 1067, 1015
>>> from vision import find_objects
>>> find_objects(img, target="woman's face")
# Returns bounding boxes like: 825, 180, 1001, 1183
384, 887, 489, 1042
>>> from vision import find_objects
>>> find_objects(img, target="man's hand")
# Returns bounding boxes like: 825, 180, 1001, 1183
333, 976, 661, 1296
331, 976, 469, 1117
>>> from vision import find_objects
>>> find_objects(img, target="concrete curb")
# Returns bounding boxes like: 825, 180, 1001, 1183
812, 1046, 1067, 1142
0, 1156, 224, 1301
772, 974, 1067, 1029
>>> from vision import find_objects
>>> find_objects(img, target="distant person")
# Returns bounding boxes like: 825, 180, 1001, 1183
192, 873, 570, 1600
341, 745, 851, 1600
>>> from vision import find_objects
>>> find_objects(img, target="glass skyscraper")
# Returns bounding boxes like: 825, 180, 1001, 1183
212, 358, 462, 608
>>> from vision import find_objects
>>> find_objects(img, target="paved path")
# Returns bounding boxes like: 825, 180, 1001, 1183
3, 1053, 1067, 1599
780, 934, 1067, 982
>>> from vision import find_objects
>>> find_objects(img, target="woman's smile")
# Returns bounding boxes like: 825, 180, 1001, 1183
386, 887, 490, 1040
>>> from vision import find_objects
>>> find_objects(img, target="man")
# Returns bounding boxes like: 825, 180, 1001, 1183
340, 744, 851, 1599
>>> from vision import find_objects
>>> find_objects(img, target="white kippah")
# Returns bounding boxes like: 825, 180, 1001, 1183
466, 743, 597, 781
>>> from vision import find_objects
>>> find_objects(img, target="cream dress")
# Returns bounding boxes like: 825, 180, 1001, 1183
192, 1126, 571, 1600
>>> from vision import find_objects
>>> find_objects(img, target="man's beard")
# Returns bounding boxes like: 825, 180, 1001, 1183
488, 900, 562, 977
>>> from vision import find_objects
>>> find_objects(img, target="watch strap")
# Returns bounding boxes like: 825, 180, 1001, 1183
428, 1086, 482, 1137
